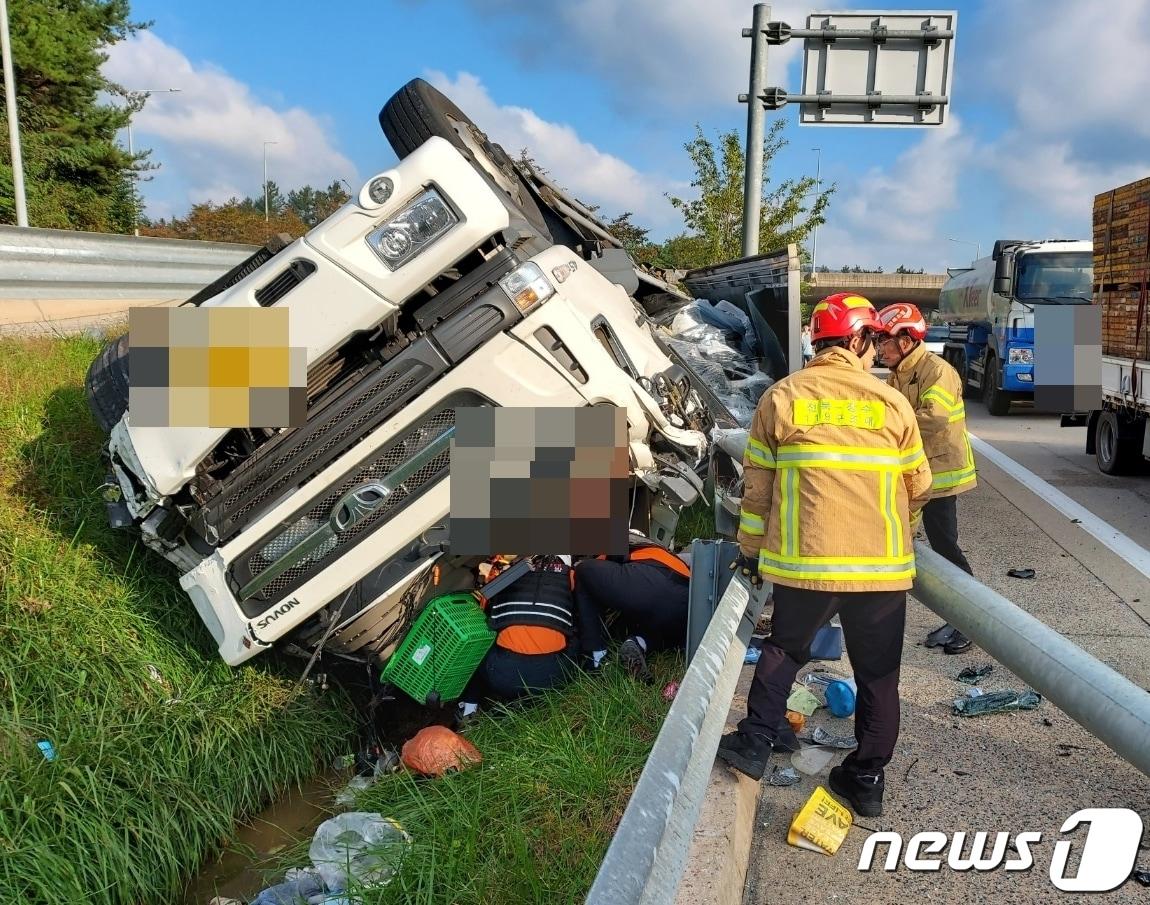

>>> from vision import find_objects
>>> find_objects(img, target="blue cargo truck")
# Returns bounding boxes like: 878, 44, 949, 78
937, 239, 1094, 415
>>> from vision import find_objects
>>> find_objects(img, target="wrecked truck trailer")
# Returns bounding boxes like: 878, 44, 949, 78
85, 78, 744, 667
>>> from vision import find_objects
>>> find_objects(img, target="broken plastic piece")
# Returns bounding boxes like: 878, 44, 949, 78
791, 745, 836, 776
662, 681, 679, 702
309, 812, 411, 892
785, 710, 806, 733
768, 766, 801, 787
1007, 568, 1036, 579
956, 664, 993, 684
744, 647, 762, 665
1131, 868, 1150, 887
952, 689, 1042, 716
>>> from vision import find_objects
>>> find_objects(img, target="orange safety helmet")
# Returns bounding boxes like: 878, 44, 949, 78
809, 293, 881, 342
877, 302, 928, 341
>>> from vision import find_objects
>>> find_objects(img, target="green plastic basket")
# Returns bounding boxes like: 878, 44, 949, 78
380, 592, 496, 706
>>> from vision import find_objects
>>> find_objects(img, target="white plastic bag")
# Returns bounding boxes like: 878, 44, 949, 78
309, 812, 411, 892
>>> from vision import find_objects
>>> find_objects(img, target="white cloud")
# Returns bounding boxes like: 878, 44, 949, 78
455, 0, 808, 114
425, 70, 678, 227
102, 32, 358, 211
817, 117, 976, 270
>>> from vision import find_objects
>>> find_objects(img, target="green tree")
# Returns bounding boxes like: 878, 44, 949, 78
0, 0, 149, 231
666, 121, 832, 267
604, 211, 651, 256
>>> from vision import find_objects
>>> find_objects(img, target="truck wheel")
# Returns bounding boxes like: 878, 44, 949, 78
956, 351, 977, 399
983, 355, 1011, 416
379, 78, 551, 239
85, 332, 130, 435
1095, 410, 1137, 475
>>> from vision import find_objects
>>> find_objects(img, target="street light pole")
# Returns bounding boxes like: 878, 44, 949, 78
123, 88, 180, 236
263, 140, 278, 222
811, 147, 821, 274
0, 0, 28, 226
739, 3, 770, 258
946, 236, 981, 264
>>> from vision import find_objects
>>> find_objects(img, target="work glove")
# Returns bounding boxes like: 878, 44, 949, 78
730, 551, 763, 589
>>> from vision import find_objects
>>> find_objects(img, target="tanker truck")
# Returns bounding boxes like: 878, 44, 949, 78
937, 239, 1093, 415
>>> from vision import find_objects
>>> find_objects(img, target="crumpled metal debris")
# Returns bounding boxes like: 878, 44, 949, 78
768, 766, 801, 787
952, 689, 1042, 716
1007, 568, 1036, 579
805, 727, 858, 750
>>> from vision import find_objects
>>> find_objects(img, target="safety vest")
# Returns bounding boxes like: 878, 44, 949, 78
887, 343, 977, 498
487, 569, 575, 643
736, 346, 933, 592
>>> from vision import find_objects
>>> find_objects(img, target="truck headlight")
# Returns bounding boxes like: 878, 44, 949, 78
499, 262, 555, 312
365, 188, 458, 271
1008, 348, 1034, 365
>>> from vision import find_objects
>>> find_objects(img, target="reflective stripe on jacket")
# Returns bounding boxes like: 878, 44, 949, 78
736, 346, 933, 592
887, 343, 977, 499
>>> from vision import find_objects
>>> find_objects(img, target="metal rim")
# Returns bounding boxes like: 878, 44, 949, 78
445, 112, 521, 199
1098, 415, 1117, 467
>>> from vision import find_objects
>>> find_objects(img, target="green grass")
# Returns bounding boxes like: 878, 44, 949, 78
328, 658, 682, 905
675, 498, 718, 547
0, 335, 357, 904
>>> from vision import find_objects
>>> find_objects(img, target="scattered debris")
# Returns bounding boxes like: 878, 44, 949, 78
791, 746, 837, 776
954, 770, 970, 777
19, 596, 51, 615
401, 726, 482, 777
825, 679, 857, 718
802, 670, 836, 689
952, 689, 1042, 716
310, 813, 411, 893
36, 740, 56, 762
1132, 868, 1150, 887
1043, 718, 1054, 727
786, 686, 823, 717
249, 868, 326, 905
662, 681, 679, 702
965, 688, 985, 698
925, 624, 958, 648
787, 786, 852, 854
804, 727, 858, 750
1007, 568, 1036, 579
904, 756, 920, 781
768, 766, 801, 787
1071, 518, 1082, 524
956, 664, 994, 684
785, 710, 806, 733
744, 647, 761, 665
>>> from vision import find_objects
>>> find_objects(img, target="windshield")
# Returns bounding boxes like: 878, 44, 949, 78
1015, 251, 1093, 302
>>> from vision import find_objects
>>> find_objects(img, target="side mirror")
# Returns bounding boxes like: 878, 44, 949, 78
993, 251, 1014, 297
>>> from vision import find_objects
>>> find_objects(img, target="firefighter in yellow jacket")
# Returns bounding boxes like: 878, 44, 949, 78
876, 302, 977, 655
716, 293, 932, 819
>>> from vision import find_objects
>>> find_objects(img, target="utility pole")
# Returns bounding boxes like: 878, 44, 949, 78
946, 236, 981, 263
811, 147, 821, 273
738, 3, 770, 258
263, 140, 278, 222
0, 0, 28, 226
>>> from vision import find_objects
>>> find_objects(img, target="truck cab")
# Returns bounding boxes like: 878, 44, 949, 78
938, 239, 1092, 415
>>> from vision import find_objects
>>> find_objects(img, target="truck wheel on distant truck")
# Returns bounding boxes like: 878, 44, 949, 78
85, 332, 130, 435
1095, 409, 1139, 475
379, 78, 551, 240
982, 354, 1011, 416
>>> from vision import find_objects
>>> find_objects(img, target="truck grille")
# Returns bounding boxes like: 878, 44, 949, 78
231, 392, 486, 613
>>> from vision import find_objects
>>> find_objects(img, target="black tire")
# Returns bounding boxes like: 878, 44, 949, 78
983, 355, 1011, 416
952, 349, 977, 399
379, 79, 551, 239
85, 332, 130, 435
1095, 410, 1138, 475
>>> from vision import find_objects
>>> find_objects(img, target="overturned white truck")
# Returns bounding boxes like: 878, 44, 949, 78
86, 79, 755, 666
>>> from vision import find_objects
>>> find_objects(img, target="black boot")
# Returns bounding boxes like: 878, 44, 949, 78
944, 630, 972, 654
925, 623, 957, 648
716, 730, 773, 781
828, 764, 885, 818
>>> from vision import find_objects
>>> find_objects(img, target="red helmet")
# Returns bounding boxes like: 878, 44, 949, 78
877, 302, 928, 341
809, 293, 880, 342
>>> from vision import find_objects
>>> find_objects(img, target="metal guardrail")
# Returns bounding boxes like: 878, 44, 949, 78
586, 540, 767, 905
912, 542, 1150, 777
0, 226, 256, 300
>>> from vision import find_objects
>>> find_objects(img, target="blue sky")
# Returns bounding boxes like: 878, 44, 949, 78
104, 0, 1150, 271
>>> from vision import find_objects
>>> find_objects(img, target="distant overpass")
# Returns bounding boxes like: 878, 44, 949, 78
805, 271, 947, 308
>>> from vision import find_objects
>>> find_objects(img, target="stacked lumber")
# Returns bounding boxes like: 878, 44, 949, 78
1094, 176, 1150, 360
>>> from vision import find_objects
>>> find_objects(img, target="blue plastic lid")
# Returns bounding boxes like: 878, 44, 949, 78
825, 680, 856, 718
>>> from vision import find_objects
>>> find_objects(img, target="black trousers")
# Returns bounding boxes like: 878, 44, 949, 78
573, 559, 690, 654
464, 641, 578, 703
739, 584, 906, 776
922, 495, 973, 575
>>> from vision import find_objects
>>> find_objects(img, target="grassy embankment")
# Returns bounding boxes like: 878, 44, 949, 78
0, 334, 357, 903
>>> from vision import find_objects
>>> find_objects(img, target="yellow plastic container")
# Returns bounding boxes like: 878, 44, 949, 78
786, 786, 853, 855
